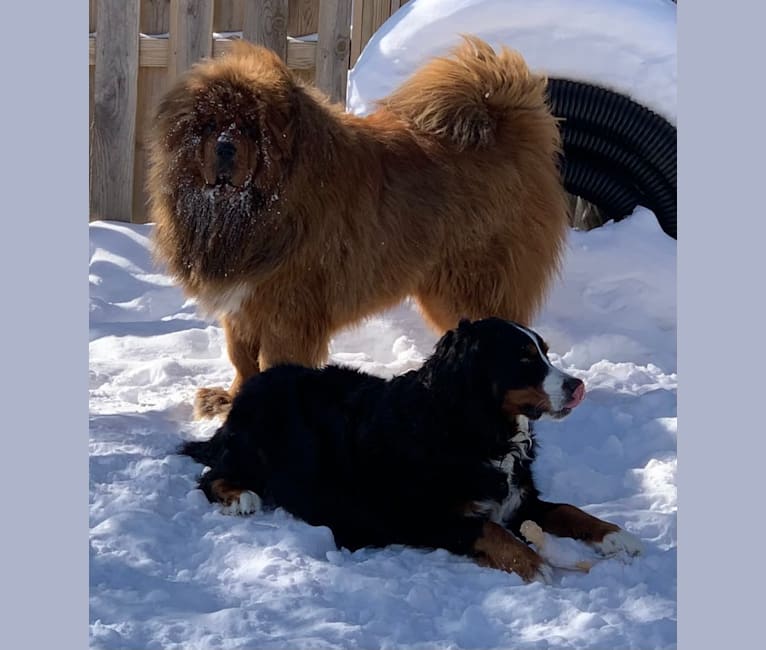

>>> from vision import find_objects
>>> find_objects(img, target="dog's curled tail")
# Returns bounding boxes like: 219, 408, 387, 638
178, 428, 227, 468
381, 35, 551, 150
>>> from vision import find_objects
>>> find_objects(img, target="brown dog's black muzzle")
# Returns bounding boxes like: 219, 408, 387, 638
215, 137, 237, 182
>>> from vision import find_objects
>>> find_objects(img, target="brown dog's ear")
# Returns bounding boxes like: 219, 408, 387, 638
152, 79, 198, 152
260, 97, 293, 162
250, 99, 293, 191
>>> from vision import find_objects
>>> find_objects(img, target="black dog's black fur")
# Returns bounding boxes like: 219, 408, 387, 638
180, 318, 583, 561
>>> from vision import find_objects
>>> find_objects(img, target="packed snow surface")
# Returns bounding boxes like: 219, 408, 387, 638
90, 208, 677, 649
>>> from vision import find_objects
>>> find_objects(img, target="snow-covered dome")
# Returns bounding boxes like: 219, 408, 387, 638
348, 0, 676, 124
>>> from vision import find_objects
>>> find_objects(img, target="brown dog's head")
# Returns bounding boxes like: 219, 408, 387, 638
148, 41, 302, 284
151, 40, 295, 194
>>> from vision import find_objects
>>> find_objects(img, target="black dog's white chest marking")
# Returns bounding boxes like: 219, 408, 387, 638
476, 415, 532, 524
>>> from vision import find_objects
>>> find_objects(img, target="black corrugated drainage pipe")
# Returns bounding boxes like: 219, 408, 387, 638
547, 78, 677, 239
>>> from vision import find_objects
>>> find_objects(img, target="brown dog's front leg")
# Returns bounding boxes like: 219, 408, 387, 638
258, 321, 331, 371
195, 315, 261, 419
529, 500, 643, 557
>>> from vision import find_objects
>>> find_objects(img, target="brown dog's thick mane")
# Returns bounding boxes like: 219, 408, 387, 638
148, 44, 305, 288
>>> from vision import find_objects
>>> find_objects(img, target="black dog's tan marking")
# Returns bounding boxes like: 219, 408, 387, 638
474, 522, 549, 582
502, 388, 554, 416
209, 479, 246, 506
532, 503, 620, 543
180, 318, 641, 582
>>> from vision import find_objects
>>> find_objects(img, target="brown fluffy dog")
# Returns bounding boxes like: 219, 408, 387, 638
147, 36, 569, 419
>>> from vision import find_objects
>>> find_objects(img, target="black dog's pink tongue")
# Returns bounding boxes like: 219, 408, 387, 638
564, 382, 585, 409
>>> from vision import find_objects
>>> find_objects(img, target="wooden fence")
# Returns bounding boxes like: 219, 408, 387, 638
89, 0, 410, 223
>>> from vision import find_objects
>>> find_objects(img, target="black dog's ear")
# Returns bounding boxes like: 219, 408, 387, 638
432, 329, 456, 358
434, 319, 473, 359
452, 319, 479, 357
424, 320, 482, 389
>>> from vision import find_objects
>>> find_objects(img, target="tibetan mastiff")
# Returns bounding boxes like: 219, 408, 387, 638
180, 318, 642, 583
148, 37, 570, 419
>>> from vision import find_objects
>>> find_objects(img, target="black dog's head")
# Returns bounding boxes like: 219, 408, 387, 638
427, 318, 585, 421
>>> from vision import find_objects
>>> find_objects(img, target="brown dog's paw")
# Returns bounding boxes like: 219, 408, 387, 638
194, 387, 233, 419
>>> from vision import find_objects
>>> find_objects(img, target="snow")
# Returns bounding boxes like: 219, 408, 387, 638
347, 0, 677, 124
90, 1, 676, 645
90, 208, 676, 649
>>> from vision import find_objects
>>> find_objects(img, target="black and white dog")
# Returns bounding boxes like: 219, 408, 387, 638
180, 318, 642, 582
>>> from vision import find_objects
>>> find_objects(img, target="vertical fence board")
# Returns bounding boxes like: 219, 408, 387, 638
288, 0, 318, 36
214, 0, 244, 32
350, 0, 363, 66
90, 0, 140, 222
316, 0, 352, 103
351, 0, 388, 66
89, 0, 96, 214
89, 66, 95, 138
141, 0, 171, 33
133, 1, 172, 223
288, 0, 319, 84
244, 0, 288, 60
89, 0, 98, 146
368, 0, 389, 30
89, 0, 97, 32
169, 0, 214, 79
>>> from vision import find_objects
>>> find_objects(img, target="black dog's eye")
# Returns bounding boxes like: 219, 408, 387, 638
521, 344, 538, 361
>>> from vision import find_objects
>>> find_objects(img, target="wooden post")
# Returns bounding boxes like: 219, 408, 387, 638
90, 0, 140, 222
89, 0, 97, 32
244, 0, 288, 61
168, 0, 215, 79
131, 0, 172, 224
316, 0, 352, 104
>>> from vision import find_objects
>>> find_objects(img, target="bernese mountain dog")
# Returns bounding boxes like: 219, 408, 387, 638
180, 318, 642, 582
